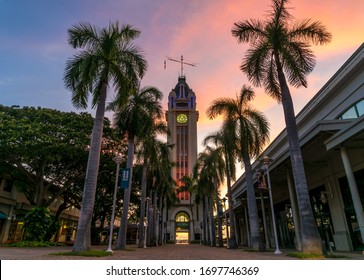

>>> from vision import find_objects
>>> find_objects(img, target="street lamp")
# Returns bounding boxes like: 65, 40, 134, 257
263, 156, 282, 254
222, 197, 229, 248
106, 155, 123, 253
144, 197, 151, 248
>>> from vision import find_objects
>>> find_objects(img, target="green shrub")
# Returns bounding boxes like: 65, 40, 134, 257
23, 207, 59, 242
4, 241, 63, 247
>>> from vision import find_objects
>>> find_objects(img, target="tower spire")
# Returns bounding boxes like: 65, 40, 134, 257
166, 55, 197, 76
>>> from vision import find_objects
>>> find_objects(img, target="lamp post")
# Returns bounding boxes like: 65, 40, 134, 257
106, 155, 123, 253
144, 197, 151, 248
263, 156, 282, 254
222, 197, 229, 248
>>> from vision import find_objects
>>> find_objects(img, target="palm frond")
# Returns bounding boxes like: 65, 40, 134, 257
232, 19, 267, 43
67, 22, 100, 50
289, 19, 332, 45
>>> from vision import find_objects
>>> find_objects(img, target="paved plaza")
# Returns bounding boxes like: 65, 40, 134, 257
1, 244, 363, 260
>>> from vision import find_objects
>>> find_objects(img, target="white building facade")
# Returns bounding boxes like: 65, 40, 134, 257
232, 43, 364, 252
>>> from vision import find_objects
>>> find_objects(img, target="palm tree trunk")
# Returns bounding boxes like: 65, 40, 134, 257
275, 54, 322, 254
189, 195, 195, 242
116, 137, 135, 250
224, 153, 238, 248
151, 192, 157, 245
203, 195, 209, 245
138, 164, 148, 247
243, 152, 264, 251
73, 85, 106, 252
214, 177, 223, 247
158, 195, 163, 245
209, 196, 216, 247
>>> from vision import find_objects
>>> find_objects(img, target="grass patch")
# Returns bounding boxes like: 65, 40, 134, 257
52, 250, 112, 258
123, 248, 136, 252
287, 252, 325, 259
2, 241, 64, 247
325, 254, 350, 259
241, 248, 268, 252
288, 252, 351, 259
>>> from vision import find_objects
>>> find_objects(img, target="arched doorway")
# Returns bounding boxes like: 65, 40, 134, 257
175, 212, 190, 244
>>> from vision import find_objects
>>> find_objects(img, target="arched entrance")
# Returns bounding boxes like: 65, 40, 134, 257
175, 212, 190, 244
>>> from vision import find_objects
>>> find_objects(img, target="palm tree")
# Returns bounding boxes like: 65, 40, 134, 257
64, 21, 147, 251
135, 121, 168, 248
154, 142, 176, 245
231, 0, 331, 254
203, 121, 238, 248
112, 85, 163, 250
194, 149, 220, 246
199, 145, 226, 247
207, 85, 270, 251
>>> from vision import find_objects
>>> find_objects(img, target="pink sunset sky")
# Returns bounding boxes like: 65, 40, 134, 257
139, 0, 363, 147
1, 0, 363, 163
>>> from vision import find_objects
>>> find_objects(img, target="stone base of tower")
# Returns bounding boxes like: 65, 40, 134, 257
163, 202, 203, 244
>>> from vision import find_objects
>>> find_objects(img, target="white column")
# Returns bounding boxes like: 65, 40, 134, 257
340, 146, 364, 244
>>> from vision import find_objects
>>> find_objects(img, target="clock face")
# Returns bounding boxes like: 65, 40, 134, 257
177, 113, 188, 123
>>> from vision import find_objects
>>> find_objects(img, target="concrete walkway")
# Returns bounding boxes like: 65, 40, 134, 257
1, 244, 363, 260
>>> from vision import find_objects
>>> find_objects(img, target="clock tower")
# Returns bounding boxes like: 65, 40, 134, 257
165, 75, 202, 243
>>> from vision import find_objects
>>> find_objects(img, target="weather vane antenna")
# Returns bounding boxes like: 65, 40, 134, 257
165, 55, 197, 77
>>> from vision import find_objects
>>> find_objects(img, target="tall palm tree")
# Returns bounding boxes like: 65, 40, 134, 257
154, 142, 176, 245
112, 85, 163, 250
64, 21, 147, 251
194, 149, 221, 246
203, 121, 238, 248
207, 85, 270, 251
199, 145, 226, 247
135, 121, 168, 248
231, 0, 331, 254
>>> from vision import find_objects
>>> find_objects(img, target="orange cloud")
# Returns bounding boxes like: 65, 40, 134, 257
141, 0, 363, 155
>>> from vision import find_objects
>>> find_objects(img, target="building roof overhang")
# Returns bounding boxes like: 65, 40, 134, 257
325, 114, 364, 150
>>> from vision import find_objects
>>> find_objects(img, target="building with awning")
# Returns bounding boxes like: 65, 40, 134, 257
231, 43, 364, 253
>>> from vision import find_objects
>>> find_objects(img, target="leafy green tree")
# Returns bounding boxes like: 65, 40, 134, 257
112, 85, 163, 249
231, 0, 331, 254
0, 105, 92, 208
207, 85, 270, 251
23, 207, 59, 242
64, 21, 147, 251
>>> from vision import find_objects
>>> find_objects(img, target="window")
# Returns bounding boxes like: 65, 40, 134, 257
2, 179, 14, 193
176, 212, 189, 222
339, 99, 364, 119
356, 99, 364, 116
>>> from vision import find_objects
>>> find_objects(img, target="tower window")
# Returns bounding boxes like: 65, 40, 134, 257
176, 102, 188, 108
